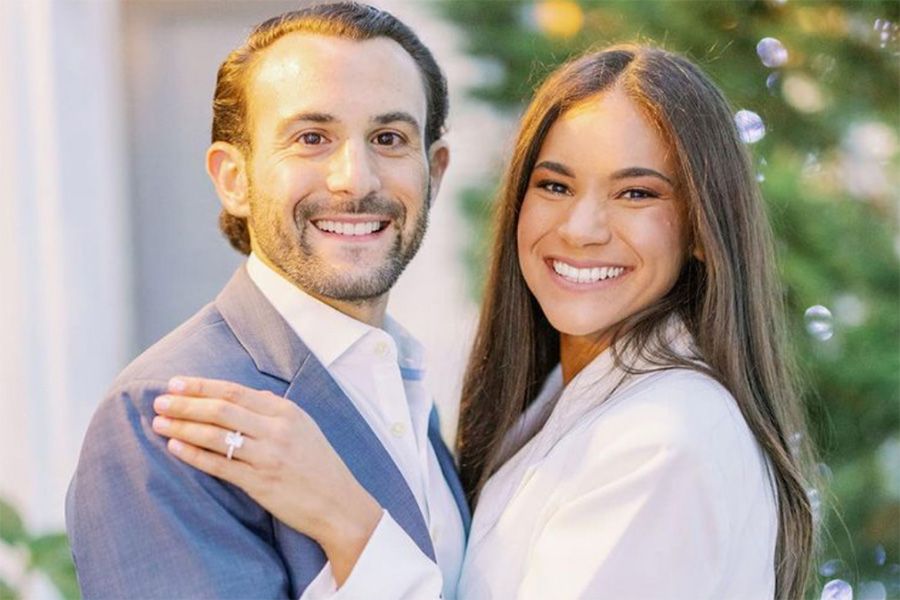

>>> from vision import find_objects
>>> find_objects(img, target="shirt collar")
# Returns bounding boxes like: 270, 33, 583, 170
246, 253, 424, 372
383, 315, 425, 371
246, 252, 373, 367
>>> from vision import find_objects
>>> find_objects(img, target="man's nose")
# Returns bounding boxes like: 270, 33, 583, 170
556, 195, 613, 247
325, 139, 382, 197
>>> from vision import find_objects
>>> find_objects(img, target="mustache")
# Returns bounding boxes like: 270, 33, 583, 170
294, 192, 404, 223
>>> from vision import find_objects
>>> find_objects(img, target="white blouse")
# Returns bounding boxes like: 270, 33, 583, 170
333, 329, 778, 599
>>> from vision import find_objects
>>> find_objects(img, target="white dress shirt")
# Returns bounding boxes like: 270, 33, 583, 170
341, 320, 778, 599
246, 254, 465, 600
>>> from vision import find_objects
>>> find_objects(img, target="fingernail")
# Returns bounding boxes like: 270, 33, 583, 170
155, 395, 170, 411
169, 439, 184, 453
169, 377, 186, 393
152, 416, 171, 431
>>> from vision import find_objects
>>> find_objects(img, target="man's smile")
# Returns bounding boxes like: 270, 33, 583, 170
310, 216, 393, 241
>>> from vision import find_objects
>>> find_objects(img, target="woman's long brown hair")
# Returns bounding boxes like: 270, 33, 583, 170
456, 45, 815, 599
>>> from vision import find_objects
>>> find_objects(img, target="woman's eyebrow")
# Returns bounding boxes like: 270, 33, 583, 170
533, 160, 575, 177
610, 166, 673, 185
533, 162, 673, 186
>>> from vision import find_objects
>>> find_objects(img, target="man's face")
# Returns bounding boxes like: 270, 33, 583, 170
242, 33, 436, 302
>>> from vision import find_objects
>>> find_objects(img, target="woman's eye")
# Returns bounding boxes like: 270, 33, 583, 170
373, 132, 403, 146
297, 132, 326, 145
538, 180, 571, 195
621, 188, 658, 200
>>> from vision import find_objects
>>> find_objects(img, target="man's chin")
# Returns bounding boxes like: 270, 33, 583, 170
305, 267, 399, 302
312, 282, 393, 303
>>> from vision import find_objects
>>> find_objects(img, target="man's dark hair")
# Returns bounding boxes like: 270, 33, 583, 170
212, 2, 449, 254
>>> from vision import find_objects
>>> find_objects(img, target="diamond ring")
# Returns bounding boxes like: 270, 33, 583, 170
225, 430, 244, 460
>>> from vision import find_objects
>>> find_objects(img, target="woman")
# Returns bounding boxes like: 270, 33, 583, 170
153, 45, 815, 598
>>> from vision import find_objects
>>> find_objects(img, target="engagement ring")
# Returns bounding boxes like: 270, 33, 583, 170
225, 430, 244, 460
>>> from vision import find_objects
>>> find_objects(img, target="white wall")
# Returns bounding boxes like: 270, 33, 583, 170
0, 0, 131, 532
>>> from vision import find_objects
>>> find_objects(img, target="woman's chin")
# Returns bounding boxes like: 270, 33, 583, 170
546, 316, 612, 341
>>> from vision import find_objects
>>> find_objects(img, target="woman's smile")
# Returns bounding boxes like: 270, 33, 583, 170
546, 258, 631, 288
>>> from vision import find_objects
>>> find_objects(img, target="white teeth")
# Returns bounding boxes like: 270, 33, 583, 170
552, 260, 625, 284
315, 220, 383, 236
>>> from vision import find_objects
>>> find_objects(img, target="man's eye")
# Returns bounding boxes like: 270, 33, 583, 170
298, 132, 325, 145
373, 132, 402, 146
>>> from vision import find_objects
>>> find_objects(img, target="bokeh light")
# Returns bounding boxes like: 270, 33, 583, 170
533, 1, 584, 39
734, 109, 766, 143
873, 19, 899, 48
805, 305, 835, 341
832, 293, 867, 328
874, 545, 887, 567
858, 580, 887, 600
820, 559, 847, 577
766, 71, 781, 94
782, 73, 826, 113
821, 579, 853, 600
757, 37, 789, 67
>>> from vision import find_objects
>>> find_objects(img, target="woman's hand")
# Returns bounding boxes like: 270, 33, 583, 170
152, 376, 382, 584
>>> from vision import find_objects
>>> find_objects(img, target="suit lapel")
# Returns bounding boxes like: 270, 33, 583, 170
428, 408, 472, 534
216, 266, 306, 382
285, 355, 436, 560
217, 265, 435, 560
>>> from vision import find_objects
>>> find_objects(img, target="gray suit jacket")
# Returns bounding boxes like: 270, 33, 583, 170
66, 266, 471, 599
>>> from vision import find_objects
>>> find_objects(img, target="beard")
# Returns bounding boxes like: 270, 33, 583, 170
248, 185, 430, 303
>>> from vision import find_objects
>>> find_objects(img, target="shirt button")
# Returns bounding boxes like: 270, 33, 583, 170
374, 341, 389, 357
430, 525, 440, 542
390, 422, 406, 437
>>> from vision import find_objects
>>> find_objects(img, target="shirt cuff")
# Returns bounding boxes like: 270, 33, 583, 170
300, 559, 338, 599
299, 509, 443, 600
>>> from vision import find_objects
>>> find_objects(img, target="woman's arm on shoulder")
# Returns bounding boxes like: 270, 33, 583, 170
152, 376, 443, 599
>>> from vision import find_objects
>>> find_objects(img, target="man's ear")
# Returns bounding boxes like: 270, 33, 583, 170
426, 139, 450, 208
206, 141, 250, 218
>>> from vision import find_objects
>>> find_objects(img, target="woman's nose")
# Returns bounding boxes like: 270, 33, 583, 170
556, 195, 613, 247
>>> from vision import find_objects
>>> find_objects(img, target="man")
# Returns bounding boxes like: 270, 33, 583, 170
66, 3, 469, 598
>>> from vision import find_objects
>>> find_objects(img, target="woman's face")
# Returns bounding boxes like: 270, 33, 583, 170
517, 89, 694, 348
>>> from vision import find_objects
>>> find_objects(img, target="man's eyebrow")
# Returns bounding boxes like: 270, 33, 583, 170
275, 112, 335, 137
611, 167, 674, 186
533, 160, 575, 177
373, 111, 421, 134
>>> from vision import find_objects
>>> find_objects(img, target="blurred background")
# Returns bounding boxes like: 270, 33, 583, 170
0, 0, 897, 598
